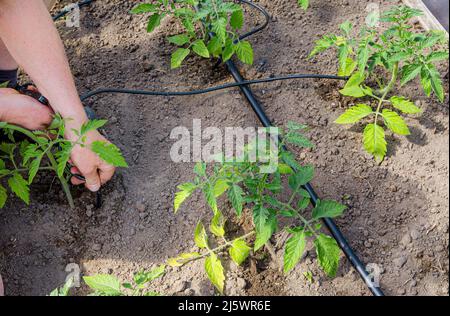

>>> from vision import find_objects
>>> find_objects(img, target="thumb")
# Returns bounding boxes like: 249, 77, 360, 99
83, 168, 101, 192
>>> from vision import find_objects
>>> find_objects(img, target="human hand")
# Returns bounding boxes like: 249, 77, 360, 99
66, 126, 116, 192
0, 90, 53, 130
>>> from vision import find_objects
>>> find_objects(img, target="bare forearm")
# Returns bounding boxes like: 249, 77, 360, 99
0, 0, 87, 134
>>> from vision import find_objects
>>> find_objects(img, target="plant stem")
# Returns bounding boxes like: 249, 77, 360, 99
4, 123, 75, 208
374, 62, 399, 126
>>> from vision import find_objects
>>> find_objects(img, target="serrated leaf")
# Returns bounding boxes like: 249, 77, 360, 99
227, 184, 244, 216
427, 51, 449, 62
194, 221, 208, 249
235, 41, 254, 65
168, 34, 190, 46
171, 48, 190, 69
8, 172, 29, 205
147, 14, 161, 33
80, 120, 107, 135
203, 183, 218, 213
285, 132, 314, 148
229, 239, 251, 266
130, 3, 158, 14
277, 163, 294, 174
222, 42, 235, 62
339, 85, 366, 98
401, 64, 422, 86
253, 206, 277, 251
309, 35, 335, 58
192, 39, 210, 58
55, 142, 72, 178
312, 200, 346, 220
389, 96, 421, 114
382, 109, 410, 135
210, 210, 225, 237
83, 275, 122, 296
91, 141, 128, 167
212, 17, 227, 44
28, 155, 43, 184
363, 123, 387, 162
167, 252, 200, 267
213, 179, 229, 198
284, 230, 306, 273
205, 253, 225, 293
335, 104, 373, 124
281, 151, 300, 170
314, 234, 341, 277
230, 9, 244, 29
174, 182, 196, 213
288, 165, 314, 190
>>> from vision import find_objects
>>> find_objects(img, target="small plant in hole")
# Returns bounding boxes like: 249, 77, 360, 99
0, 115, 127, 208
171, 122, 346, 293
309, 6, 448, 162
297, 0, 310, 11
131, 0, 254, 68
50, 265, 165, 296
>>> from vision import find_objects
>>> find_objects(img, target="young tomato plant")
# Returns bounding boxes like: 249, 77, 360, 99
309, 6, 448, 161
171, 122, 346, 293
131, 0, 254, 68
0, 115, 127, 208
50, 265, 165, 296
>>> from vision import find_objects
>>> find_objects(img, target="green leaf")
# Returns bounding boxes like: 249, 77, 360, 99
213, 179, 228, 198
83, 275, 122, 296
212, 17, 227, 44
193, 162, 206, 177
235, 41, 254, 65
210, 210, 225, 238
363, 123, 387, 162
28, 155, 43, 184
335, 104, 373, 124
314, 234, 341, 277
0, 81, 9, 88
312, 200, 346, 220
298, 0, 309, 10
339, 73, 367, 97
339, 21, 352, 36
130, 3, 158, 14
8, 172, 29, 205
401, 63, 422, 86
229, 239, 251, 266
0, 184, 7, 208
277, 163, 294, 174
192, 39, 210, 58
222, 42, 235, 62
228, 184, 244, 216
55, 142, 72, 178
230, 9, 244, 29
429, 69, 444, 103
281, 151, 300, 170
80, 120, 107, 135
427, 51, 449, 62
91, 141, 128, 167
194, 221, 208, 249
171, 48, 190, 69
174, 182, 196, 213
253, 206, 276, 251
309, 35, 335, 58
285, 132, 314, 148
284, 230, 306, 273
203, 183, 218, 213
204, 253, 225, 293
168, 34, 190, 46
134, 265, 165, 285
167, 252, 200, 267
382, 109, 410, 135
147, 14, 162, 33
289, 165, 314, 190
389, 96, 421, 114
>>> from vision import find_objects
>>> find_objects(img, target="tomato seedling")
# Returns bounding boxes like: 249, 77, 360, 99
131, 0, 254, 68
172, 122, 346, 293
310, 6, 448, 161
0, 115, 127, 208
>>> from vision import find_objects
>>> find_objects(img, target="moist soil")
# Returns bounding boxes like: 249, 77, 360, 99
0, 0, 448, 296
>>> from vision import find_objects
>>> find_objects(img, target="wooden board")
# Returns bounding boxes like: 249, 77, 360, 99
402, 0, 449, 34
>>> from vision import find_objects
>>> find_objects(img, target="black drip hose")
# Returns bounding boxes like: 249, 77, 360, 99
226, 60, 385, 297
52, 0, 385, 296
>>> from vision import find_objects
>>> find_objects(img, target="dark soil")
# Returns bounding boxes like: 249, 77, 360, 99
0, 0, 448, 296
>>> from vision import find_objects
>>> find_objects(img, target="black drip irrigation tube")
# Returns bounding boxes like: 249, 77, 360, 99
53, 0, 385, 296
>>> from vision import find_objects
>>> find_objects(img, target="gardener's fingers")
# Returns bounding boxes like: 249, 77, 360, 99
82, 166, 101, 192
99, 163, 115, 185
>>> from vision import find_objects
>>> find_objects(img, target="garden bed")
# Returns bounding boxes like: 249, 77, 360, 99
0, 0, 448, 296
